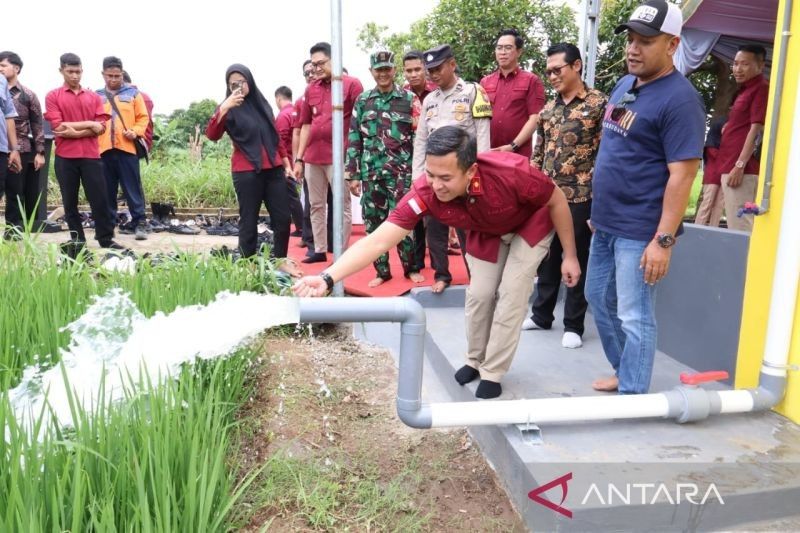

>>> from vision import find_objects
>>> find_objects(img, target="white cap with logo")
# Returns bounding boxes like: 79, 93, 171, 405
615, 0, 683, 38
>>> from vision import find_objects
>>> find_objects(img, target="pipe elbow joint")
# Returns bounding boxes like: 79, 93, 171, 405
396, 403, 432, 429
751, 373, 787, 411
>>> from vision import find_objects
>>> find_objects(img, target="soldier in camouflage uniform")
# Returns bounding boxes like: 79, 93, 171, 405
345, 51, 425, 288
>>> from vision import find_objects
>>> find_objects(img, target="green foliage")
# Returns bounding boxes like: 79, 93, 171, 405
0, 237, 291, 530
357, 0, 578, 82
142, 152, 236, 207
152, 99, 231, 156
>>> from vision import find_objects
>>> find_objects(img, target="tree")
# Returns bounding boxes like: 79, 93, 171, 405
357, 0, 577, 83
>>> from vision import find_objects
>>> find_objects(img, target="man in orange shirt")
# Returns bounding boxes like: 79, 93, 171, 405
97, 56, 150, 240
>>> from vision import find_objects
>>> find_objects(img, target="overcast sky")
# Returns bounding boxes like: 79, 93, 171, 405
5, 0, 439, 115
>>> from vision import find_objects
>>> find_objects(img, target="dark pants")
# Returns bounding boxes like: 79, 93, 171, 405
426, 217, 467, 283
531, 200, 592, 336
0, 153, 7, 203
233, 166, 291, 258
287, 177, 304, 232
102, 148, 146, 227
413, 220, 426, 271
5, 152, 44, 228
54, 156, 115, 243
301, 178, 332, 249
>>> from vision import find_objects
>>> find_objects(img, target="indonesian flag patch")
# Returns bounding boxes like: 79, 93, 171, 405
409, 196, 428, 215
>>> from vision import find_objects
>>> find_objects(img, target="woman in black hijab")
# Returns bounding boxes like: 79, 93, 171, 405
206, 63, 292, 258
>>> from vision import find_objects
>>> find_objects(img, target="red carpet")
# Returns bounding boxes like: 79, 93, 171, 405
288, 225, 469, 297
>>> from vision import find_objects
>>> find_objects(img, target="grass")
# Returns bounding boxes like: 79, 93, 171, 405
0, 232, 290, 531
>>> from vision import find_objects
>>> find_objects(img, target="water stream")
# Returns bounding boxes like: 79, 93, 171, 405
8, 289, 300, 434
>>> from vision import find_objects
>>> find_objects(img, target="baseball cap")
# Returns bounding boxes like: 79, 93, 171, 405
615, 0, 683, 37
370, 50, 394, 69
423, 44, 454, 70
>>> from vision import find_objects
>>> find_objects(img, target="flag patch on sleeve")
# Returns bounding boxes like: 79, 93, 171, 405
409, 196, 427, 215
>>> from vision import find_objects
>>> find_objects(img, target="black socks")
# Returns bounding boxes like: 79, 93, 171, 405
475, 380, 502, 399
454, 365, 479, 385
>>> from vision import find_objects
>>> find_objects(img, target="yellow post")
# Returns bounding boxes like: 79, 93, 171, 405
734, 0, 800, 422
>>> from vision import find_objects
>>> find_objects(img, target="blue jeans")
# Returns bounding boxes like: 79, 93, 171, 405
102, 148, 146, 227
585, 230, 657, 394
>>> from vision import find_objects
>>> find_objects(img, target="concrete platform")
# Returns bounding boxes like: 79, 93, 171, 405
353, 287, 800, 532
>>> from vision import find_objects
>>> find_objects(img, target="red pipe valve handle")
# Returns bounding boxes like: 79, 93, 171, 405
679, 371, 730, 386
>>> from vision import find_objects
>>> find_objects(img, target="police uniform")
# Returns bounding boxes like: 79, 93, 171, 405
412, 44, 493, 284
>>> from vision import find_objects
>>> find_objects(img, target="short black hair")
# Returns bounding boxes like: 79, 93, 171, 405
497, 28, 524, 49
738, 44, 767, 62
426, 126, 477, 171
102, 56, 123, 70
310, 42, 331, 58
546, 43, 583, 75
403, 50, 425, 63
275, 85, 292, 100
302, 59, 312, 71
122, 70, 132, 83
60, 53, 81, 68
0, 51, 23, 72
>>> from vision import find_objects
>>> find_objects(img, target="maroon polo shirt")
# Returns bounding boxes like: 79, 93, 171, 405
299, 75, 364, 165
718, 75, 769, 175
292, 97, 304, 129
44, 85, 110, 159
388, 151, 554, 263
480, 67, 545, 158
205, 108, 285, 173
403, 80, 437, 106
275, 102, 294, 159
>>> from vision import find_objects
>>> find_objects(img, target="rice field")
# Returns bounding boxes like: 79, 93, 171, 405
0, 235, 289, 531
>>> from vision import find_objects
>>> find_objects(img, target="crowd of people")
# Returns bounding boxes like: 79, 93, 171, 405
0, 0, 770, 399
293, 0, 770, 399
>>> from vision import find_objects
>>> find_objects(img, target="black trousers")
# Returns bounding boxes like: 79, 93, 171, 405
426, 217, 467, 283
301, 178, 332, 249
531, 200, 592, 336
413, 220, 426, 271
233, 166, 291, 258
286, 177, 304, 232
5, 152, 44, 227
54, 156, 115, 243
0, 153, 7, 203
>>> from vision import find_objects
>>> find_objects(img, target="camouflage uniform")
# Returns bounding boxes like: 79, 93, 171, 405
345, 83, 421, 280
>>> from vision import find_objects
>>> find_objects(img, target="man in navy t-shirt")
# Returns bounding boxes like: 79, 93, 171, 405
586, 0, 705, 394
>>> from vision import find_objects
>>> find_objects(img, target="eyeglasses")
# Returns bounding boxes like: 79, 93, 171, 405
545, 62, 573, 77
610, 91, 638, 121
303, 70, 313, 78
495, 44, 516, 52
311, 58, 329, 69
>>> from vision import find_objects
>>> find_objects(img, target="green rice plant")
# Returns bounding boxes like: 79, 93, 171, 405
140, 153, 237, 208
0, 352, 263, 532
0, 236, 284, 387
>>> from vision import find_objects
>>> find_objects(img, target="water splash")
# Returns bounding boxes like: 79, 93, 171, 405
8, 288, 300, 434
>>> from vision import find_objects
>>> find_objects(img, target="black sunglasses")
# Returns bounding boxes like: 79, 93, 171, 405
610, 90, 638, 121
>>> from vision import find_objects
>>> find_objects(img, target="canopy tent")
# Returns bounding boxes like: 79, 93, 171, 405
675, 0, 778, 74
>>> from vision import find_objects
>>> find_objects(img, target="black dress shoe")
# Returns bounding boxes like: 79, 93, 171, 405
301, 252, 327, 264
290, 229, 303, 237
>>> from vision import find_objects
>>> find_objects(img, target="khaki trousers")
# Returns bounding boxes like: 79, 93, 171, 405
306, 164, 352, 253
464, 230, 554, 382
721, 173, 758, 233
694, 183, 725, 227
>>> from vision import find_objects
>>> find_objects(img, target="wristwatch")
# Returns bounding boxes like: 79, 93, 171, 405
734, 160, 745, 169
319, 271, 335, 292
655, 232, 676, 249
509, 141, 519, 152
294, 157, 304, 164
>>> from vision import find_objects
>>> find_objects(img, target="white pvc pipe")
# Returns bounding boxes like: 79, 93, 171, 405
760, 71, 800, 379
716, 390, 755, 414
429, 394, 670, 427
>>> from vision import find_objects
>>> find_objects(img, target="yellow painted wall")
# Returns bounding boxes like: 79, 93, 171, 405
734, 0, 800, 423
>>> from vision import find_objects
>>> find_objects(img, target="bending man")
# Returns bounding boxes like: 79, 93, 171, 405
294, 126, 580, 399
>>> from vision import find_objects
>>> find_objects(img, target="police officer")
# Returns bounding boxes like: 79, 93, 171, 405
345, 51, 425, 288
413, 44, 492, 293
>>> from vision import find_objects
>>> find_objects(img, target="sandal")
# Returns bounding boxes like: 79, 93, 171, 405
276, 258, 304, 279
